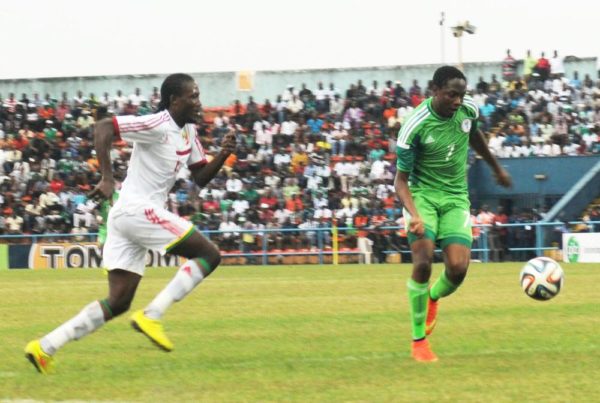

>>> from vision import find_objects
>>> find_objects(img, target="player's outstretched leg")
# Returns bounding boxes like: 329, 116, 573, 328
426, 244, 469, 335
25, 339, 55, 374
408, 278, 438, 362
25, 270, 140, 374
425, 292, 439, 336
411, 339, 438, 362
426, 271, 461, 336
130, 309, 174, 352
132, 258, 216, 351
25, 300, 108, 374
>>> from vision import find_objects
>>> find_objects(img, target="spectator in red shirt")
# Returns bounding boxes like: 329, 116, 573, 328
201, 195, 219, 213
410, 89, 425, 108
494, 206, 509, 261
12, 132, 29, 151
49, 178, 65, 194
259, 205, 275, 222
55, 102, 70, 122
259, 188, 278, 210
535, 52, 551, 81
285, 194, 303, 212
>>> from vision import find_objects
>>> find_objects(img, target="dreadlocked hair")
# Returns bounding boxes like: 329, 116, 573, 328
432, 66, 466, 89
156, 73, 194, 112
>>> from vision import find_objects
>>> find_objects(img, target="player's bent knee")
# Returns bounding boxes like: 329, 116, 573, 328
445, 262, 468, 284
108, 296, 134, 317
110, 301, 132, 317
202, 244, 221, 267
413, 260, 432, 276
189, 244, 221, 274
211, 252, 221, 270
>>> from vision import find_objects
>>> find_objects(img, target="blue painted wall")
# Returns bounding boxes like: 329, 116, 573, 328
468, 155, 600, 211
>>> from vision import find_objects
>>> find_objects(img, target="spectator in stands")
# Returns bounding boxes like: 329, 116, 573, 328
6, 211, 24, 234
76, 110, 94, 130
71, 222, 88, 242
523, 50, 537, 82
1, 51, 598, 266
327, 121, 347, 155
4, 93, 18, 114
476, 76, 489, 93
502, 49, 517, 82
550, 50, 565, 78
286, 94, 304, 116
282, 85, 297, 102
3, 143, 21, 174
291, 145, 309, 174
225, 172, 243, 194
488, 74, 502, 94
128, 87, 145, 108
535, 52, 551, 81
477, 205, 499, 261
470, 209, 481, 260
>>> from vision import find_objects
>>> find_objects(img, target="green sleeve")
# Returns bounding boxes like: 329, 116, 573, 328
469, 118, 479, 136
396, 146, 416, 173
396, 132, 421, 173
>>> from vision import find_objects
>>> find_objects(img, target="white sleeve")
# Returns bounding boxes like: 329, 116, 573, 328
113, 112, 169, 144
187, 126, 208, 169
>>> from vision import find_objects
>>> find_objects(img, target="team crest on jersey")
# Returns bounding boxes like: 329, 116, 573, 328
461, 119, 472, 133
181, 127, 190, 145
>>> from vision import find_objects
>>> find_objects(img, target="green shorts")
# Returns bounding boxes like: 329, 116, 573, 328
404, 189, 472, 249
98, 226, 107, 245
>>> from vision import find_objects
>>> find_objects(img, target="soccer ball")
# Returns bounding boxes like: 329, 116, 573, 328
520, 257, 564, 301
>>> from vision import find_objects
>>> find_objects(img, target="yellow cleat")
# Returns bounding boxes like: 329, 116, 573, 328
130, 310, 173, 352
25, 340, 54, 374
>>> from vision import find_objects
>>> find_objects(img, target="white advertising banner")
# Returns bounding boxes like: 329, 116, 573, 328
562, 233, 600, 263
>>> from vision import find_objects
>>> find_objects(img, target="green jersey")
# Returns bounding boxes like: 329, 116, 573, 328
396, 96, 478, 194
99, 191, 120, 226
98, 191, 120, 244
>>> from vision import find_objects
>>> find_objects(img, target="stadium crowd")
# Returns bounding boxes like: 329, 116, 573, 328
0, 51, 599, 261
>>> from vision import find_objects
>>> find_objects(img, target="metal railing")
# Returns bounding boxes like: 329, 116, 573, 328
0, 220, 597, 264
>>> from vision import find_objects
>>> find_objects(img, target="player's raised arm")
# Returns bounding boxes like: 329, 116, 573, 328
89, 117, 116, 199
469, 128, 512, 188
190, 130, 237, 188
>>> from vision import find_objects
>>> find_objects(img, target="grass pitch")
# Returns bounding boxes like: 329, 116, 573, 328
1, 263, 599, 402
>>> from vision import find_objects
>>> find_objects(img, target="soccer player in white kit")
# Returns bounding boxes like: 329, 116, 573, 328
25, 73, 237, 374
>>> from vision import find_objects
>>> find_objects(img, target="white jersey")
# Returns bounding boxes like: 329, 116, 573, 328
112, 110, 207, 208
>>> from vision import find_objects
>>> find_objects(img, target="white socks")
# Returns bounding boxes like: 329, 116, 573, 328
144, 259, 207, 320
37, 259, 212, 356
40, 301, 106, 355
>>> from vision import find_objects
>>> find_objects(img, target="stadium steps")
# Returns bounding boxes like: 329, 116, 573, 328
542, 159, 600, 222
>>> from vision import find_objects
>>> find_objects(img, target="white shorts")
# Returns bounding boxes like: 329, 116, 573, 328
103, 203, 195, 276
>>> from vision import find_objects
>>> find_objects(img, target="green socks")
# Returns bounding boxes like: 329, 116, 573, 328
430, 270, 460, 301
407, 278, 429, 340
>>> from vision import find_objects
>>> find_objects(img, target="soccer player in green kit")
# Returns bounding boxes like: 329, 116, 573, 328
98, 190, 119, 277
395, 66, 512, 362
98, 190, 119, 250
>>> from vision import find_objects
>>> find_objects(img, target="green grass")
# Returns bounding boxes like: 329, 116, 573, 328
1, 263, 599, 402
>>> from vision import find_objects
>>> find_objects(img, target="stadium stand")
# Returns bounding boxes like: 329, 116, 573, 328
0, 57, 598, 263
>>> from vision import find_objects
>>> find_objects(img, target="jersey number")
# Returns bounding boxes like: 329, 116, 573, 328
445, 144, 456, 161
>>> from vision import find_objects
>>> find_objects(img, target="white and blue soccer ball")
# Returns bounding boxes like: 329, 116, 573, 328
520, 257, 564, 301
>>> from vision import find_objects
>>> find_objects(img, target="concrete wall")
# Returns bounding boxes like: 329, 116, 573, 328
0, 58, 596, 107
